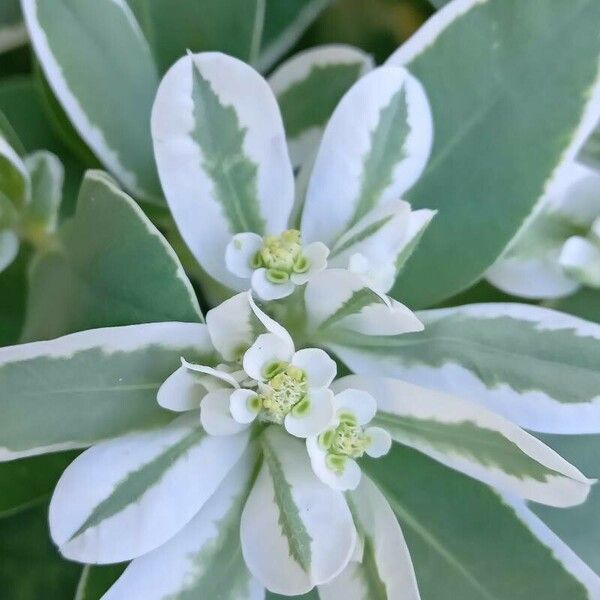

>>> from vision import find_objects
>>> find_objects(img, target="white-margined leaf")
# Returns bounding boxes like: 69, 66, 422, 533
240, 427, 356, 596
0, 321, 213, 460
305, 268, 423, 337
387, 0, 600, 308
21, 150, 63, 236
486, 162, 600, 299
532, 432, 600, 576
327, 198, 436, 289
103, 451, 263, 599
152, 52, 294, 291
366, 444, 600, 599
301, 65, 433, 248
22, 0, 161, 202
335, 375, 592, 507
22, 170, 202, 342
329, 303, 600, 434
126, 0, 265, 74
269, 44, 373, 170
50, 412, 251, 564
319, 475, 420, 600
257, 0, 332, 73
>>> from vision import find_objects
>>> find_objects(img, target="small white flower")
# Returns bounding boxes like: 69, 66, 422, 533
170, 291, 336, 439
307, 389, 392, 491
225, 229, 329, 300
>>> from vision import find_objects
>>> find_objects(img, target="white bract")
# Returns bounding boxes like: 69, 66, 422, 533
151, 51, 436, 302
487, 161, 600, 298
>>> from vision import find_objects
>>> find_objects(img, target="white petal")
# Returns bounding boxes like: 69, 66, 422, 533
157, 365, 206, 412
291, 242, 330, 285
306, 436, 362, 491
243, 333, 294, 381
182, 358, 239, 389
241, 429, 356, 594
559, 236, 600, 288
248, 291, 295, 352
230, 389, 260, 425
364, 426, 392, 458
225, 232, 263, 278
333, 389, 377, 425
342, 297, 424, 336
285, 388, 334, 438
200, 389, 248, 436
251, 268, 295, 300
0, 230, 19, 273
49, 413, 250, 563
291, 348, 337, 388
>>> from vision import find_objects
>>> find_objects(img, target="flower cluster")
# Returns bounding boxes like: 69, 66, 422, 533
170, 292, 392, 489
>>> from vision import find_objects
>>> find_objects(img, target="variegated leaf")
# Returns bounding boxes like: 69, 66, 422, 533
532, 432, 600, 576
305, 268, 423, 337
387, 0, 600, 308
269, 44, 373, 170
319, 475, 420, 600
329, 303, 600, 434
22, 0, 161, 202
50, 413, 251, 564
0, 321, 213, 460
366, 444, 600, 599
21, 150, 63, 238
103, 452, 263, 599
336, 375, 592, 507
152, 52, 294, 291
22, 171, 202, 342
486, 162, 600, 299
240, 427, 356, 596
301, 65, 433, 248
258, 0, 332, 72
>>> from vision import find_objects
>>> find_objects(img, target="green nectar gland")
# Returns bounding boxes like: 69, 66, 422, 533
252, 230, 311, 284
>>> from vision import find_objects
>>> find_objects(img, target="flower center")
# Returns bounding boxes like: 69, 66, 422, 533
252, 229, 311, 284
318, 412, 372, 473
258, 363, 308, 424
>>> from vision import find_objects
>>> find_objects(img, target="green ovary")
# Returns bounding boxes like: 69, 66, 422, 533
252, 229, 311, 283
260, 364, 308, 424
